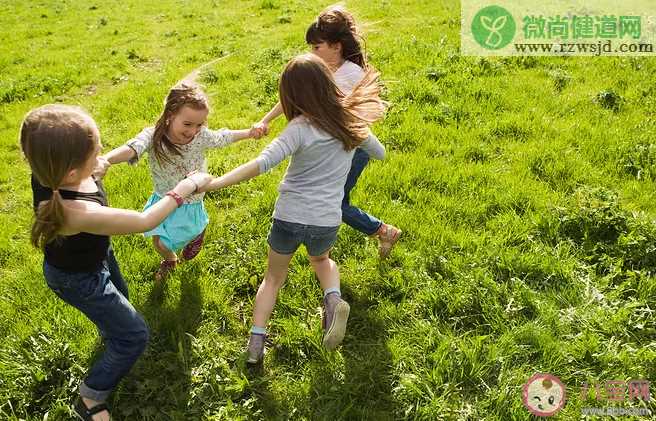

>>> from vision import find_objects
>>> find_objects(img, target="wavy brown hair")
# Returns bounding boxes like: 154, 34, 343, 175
19, 104, 99, 248
305, 4, 367, 68
279, 54, 385, 151
152, 83, 209, 165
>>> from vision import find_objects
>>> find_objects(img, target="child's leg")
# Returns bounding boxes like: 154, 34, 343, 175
308, 250, 340, 292
342, 149, 402, 257
153, 236, 178, 281
247, 247, 293, 364
152, 236, 177, 261
252, 247, 294, 328
44, 262, 149, 418
309, 250, 350, 350
341, 149, 382, 235
106, 247, 128, 299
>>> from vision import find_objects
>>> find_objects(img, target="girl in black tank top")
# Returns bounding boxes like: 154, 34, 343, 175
32, 175, 110, 272
21, 104, 211, 420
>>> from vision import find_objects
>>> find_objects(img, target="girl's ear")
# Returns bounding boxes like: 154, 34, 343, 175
62, 168, 79, 185
329, 41, 343, 54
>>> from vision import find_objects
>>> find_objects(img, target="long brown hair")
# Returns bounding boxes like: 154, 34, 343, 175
279, 54, 385, 151
152, 83, 209, 165
305, 5, 366, 68
20, 104, 99, 248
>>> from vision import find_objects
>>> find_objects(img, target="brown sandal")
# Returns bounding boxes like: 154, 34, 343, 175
377, 223, 402, 258
74, 397, 110, 420
155, 259, 177, 281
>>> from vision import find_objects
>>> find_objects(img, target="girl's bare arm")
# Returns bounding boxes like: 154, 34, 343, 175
202, 159, 261, 191
94, 145, 137, 178
63, 173, 211, 236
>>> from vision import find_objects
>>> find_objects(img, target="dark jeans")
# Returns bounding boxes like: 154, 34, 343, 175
43, 249, 149, 402
342, 148, 382, 235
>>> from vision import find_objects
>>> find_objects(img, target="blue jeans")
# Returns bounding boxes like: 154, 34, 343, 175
43, 249, 149, 402
342, 148, 382, 235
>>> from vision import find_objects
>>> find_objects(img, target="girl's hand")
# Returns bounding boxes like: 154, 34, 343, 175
93, 156, 111, 179
249, 126, 263, 139
173, 172, 212, 196
187, 172, 213, 192
194, 177, 216, 193
252, 121, 269, 138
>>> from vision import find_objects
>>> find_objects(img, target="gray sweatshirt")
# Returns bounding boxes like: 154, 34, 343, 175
256, 116, 385, 227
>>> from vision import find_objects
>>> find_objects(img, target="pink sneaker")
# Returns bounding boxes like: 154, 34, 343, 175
182, 229, 206, 261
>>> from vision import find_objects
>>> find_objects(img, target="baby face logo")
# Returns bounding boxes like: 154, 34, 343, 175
523, 373, 567, 416
471, 5, 516, 50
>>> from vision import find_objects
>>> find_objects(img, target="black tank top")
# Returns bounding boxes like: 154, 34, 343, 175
31, 175, 111, 272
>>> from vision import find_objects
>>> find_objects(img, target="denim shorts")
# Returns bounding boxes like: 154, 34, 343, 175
267, 219, 339, 256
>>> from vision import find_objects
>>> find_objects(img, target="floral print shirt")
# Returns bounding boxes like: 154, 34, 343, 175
127, 126, 236, 203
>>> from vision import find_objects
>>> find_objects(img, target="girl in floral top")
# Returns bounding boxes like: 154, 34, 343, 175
97, 83, 259, 280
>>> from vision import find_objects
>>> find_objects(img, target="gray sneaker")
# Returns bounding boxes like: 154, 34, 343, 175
322, 292, 350, 350
247, 333, 266, 364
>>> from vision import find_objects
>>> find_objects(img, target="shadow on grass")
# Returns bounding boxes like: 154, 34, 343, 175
308, 284, 396, 420
108, 262, 204, 420
243, 360, 284, 417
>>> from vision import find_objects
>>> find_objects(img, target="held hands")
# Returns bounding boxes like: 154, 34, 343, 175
251, 121, 269, 139
173, 172, 213, 197
93, 156, 111, 179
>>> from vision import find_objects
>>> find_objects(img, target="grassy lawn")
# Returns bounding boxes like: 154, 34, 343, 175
1, 0, 655, 419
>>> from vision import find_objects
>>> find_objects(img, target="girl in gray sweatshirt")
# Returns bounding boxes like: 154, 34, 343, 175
201, 53, 386, 364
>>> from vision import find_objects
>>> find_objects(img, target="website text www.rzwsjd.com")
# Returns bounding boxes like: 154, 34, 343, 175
513, 40, 654, 55
581, 407, 652, 417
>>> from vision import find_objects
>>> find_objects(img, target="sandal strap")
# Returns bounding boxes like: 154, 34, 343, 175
86, 402, 110, 416
160, 259, 177, 268
76, 398, 110, 420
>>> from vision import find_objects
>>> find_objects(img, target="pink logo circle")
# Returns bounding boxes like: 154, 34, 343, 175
522, 373, 567, 416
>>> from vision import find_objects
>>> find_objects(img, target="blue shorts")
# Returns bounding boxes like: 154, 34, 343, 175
267, 218, 339, 256
143, 193, 209, 252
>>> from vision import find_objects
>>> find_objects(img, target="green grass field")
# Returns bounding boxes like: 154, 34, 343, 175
1, 0, 655, 419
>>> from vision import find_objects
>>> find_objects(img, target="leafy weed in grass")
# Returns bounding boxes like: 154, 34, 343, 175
620, 141, 656, 180
594, 89, 623, 112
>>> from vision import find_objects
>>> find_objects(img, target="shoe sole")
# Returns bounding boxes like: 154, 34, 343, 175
379, 229, 402, 258
246, 348, 264, 364
73, 412, 111, 421
322, 301, 350, 350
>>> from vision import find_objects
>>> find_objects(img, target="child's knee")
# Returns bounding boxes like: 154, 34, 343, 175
309, 254, 331, 268
263, 272, 286, 288
133, 323, 150, 354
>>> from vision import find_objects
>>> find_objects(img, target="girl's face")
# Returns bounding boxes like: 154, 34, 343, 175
167, 105, 209, 145
68, 135, 101, 183
310, 41, 342, 66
